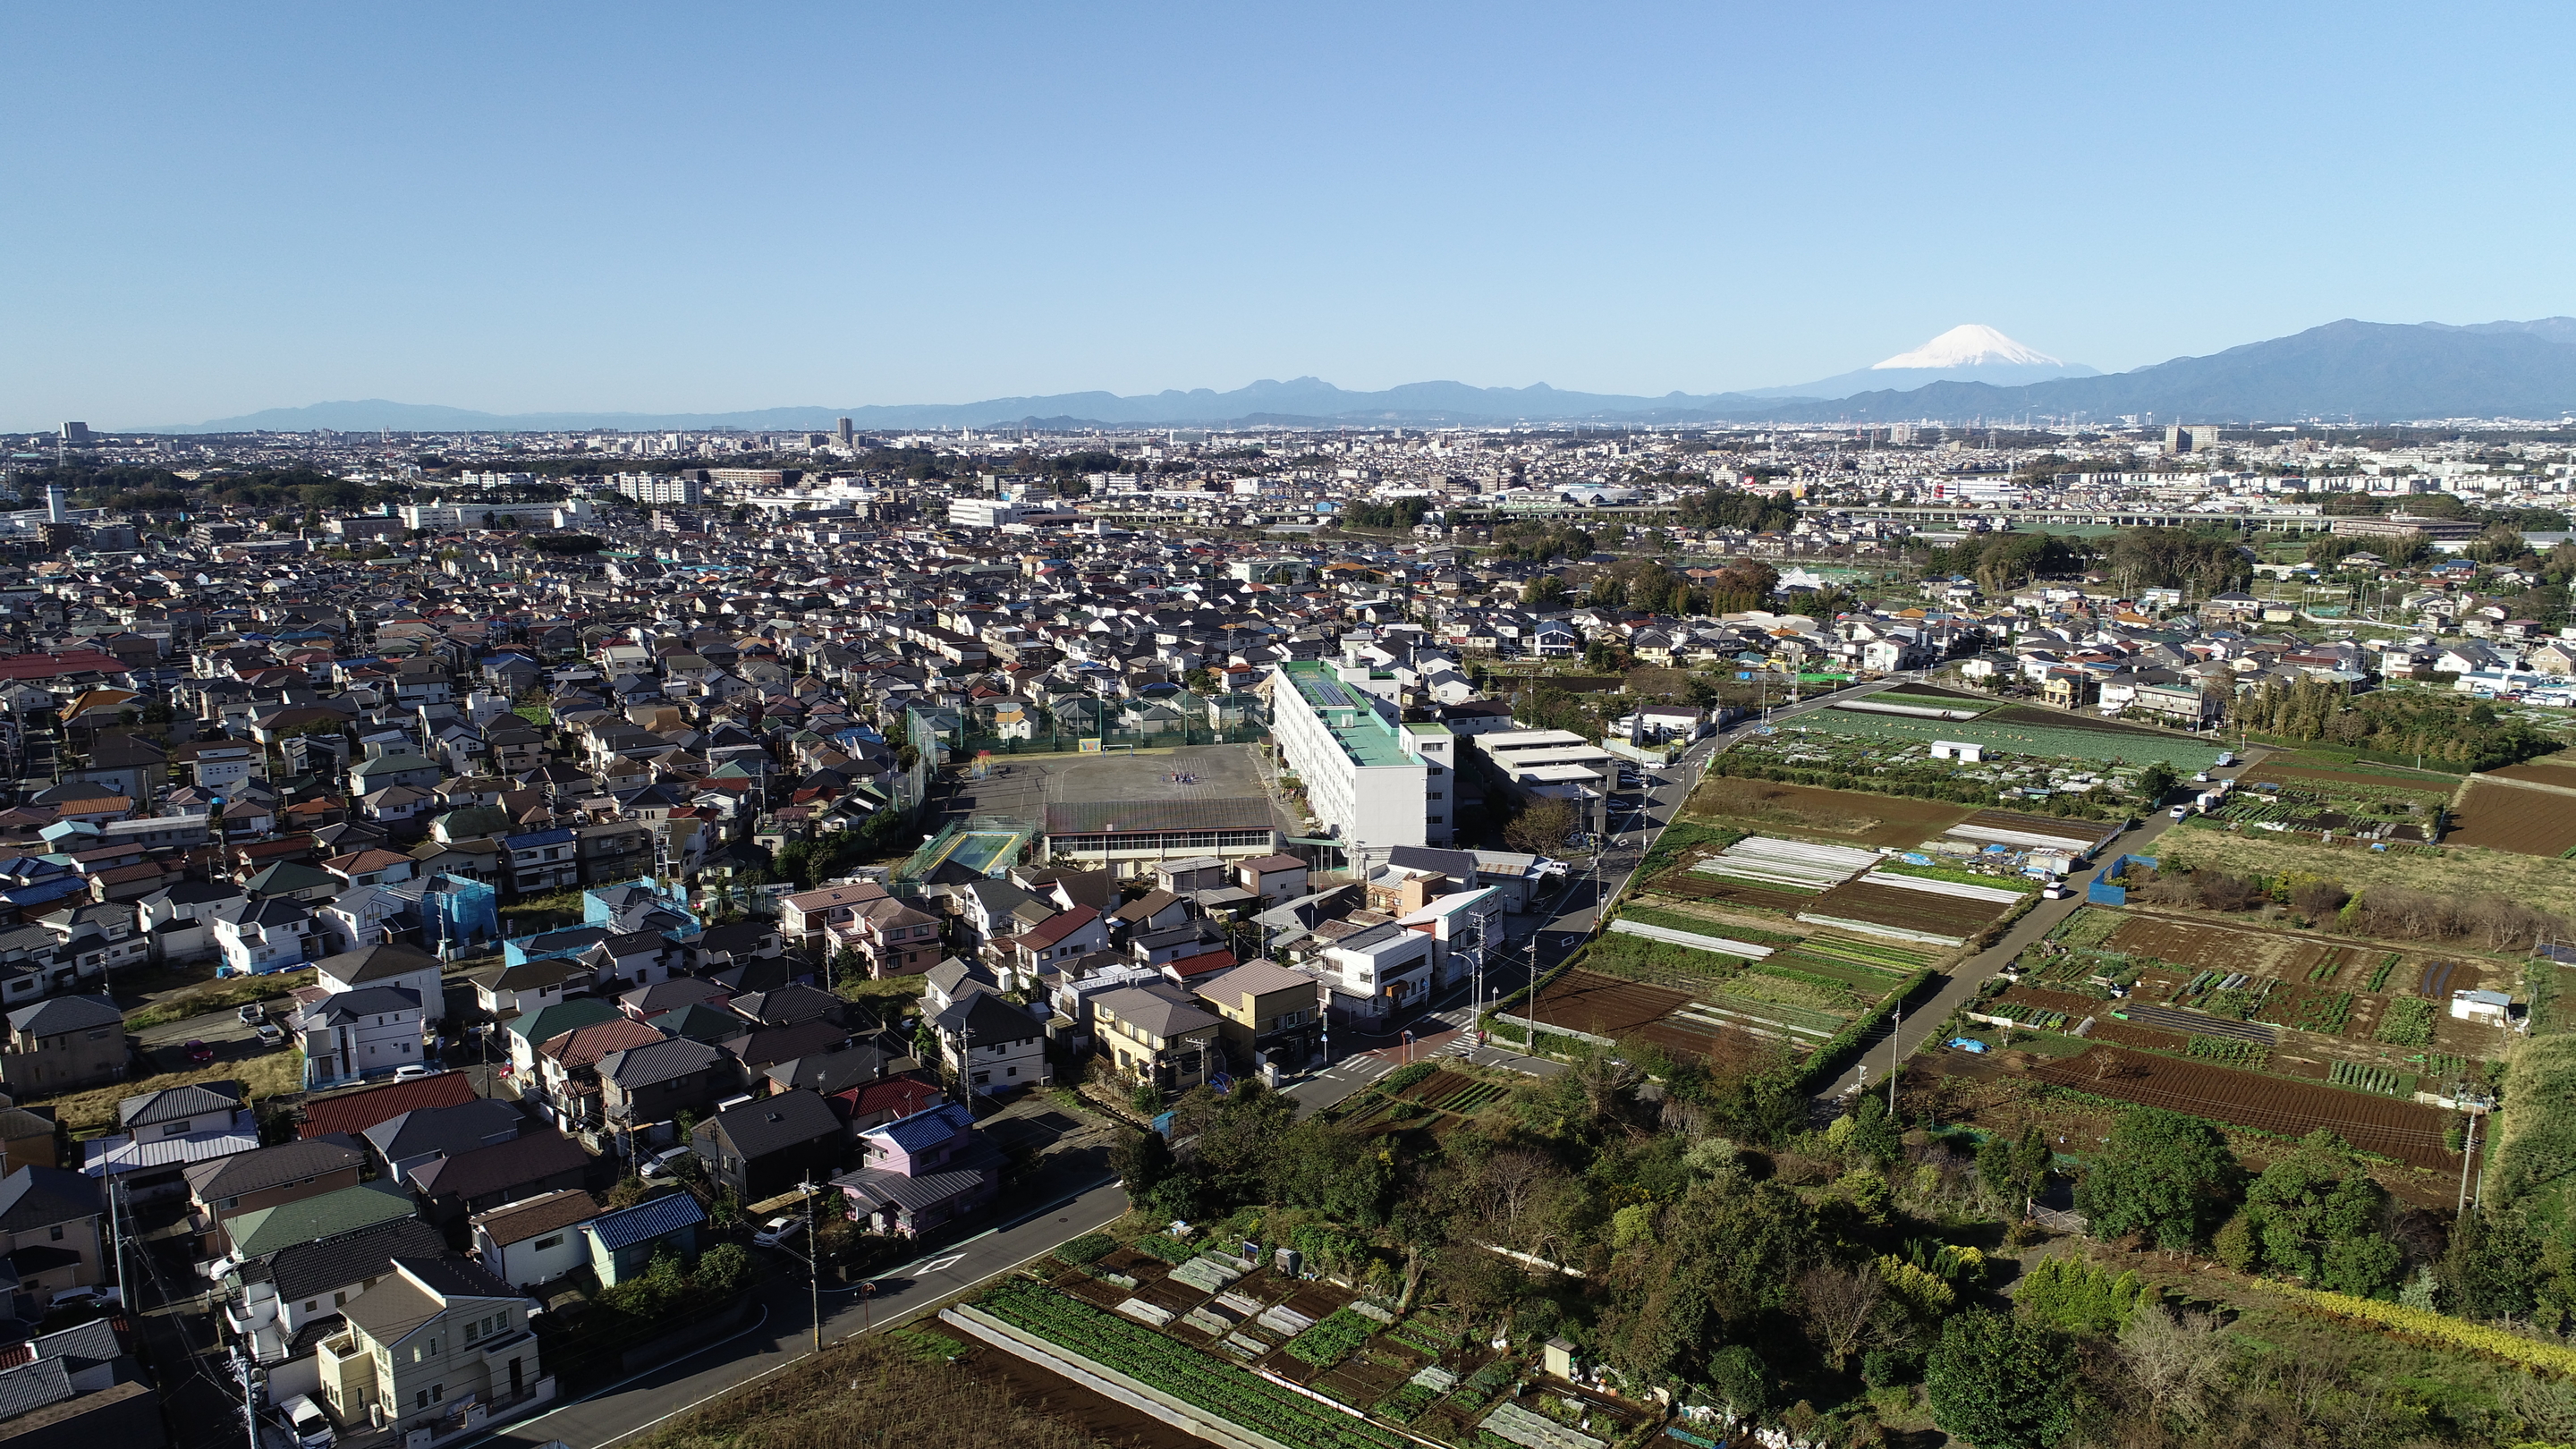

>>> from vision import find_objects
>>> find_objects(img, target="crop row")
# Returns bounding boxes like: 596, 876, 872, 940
978, 1281, 1410, 1449
2329, 1060, 2414, 1097
2295, 991, 2354, 1035
2363, 954, 2401, 993
1988, 1001, 2072, 1031
2272, 1284, 2576, 1376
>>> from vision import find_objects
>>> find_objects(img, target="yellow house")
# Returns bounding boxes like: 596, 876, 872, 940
1191, 959, 1324, 1069
318, 1257, 545, 1435
1090, 986, 1224, 1093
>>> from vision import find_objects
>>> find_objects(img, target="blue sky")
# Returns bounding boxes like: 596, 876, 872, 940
8, 2, 2575, 428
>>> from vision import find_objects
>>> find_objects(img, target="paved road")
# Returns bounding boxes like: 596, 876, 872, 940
474, 1179, 1130, 1449
1813, 750, 2264, 1103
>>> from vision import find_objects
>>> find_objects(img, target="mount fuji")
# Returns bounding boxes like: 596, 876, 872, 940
1742, 324, 2099, 399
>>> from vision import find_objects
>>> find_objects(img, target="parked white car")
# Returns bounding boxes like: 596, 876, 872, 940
752, 1216, 802, 1249
640, 1146, 695, 1183
280, 1394, 335, 1448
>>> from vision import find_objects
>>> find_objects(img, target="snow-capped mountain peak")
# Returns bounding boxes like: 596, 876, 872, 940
1871, 324, 2062, 371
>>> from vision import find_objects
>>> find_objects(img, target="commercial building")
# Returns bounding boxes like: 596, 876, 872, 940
1266, 660, 1455, 852
946, 497, 1030, 530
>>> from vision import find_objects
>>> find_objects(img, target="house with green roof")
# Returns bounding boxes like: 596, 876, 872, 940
222, 1180, 418, 1261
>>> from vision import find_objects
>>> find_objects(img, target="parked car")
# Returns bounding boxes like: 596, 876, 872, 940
184, 1039, 215, 1064
279, 1394, 335, 1449
47, 1286, 120, 1313
640, 1146, 695, 1183
255, 1022, 285, 1048
751, 1216, 801, 1249
392, 1064, 433, 1081
237, 1003, 265, 1027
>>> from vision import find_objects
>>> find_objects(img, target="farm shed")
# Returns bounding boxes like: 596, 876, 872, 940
1928, 740, 1985, 762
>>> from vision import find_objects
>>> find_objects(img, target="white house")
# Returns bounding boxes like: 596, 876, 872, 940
1315, 925, 1435, 1030
293, 986, 425, 1089
318, 886, 407, 957
470, 1189, 600, 1290
314, 942, 448, 1029
929, 990, 1047, 1097
209, 897, 323, 977
1393, 885, 1504, 993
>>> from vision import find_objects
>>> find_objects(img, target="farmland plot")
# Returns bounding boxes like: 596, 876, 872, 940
1789, 707, 2226, 771
1606, 918, 1775, 958
1693, 835, 1880, 890
2033, 1046, 2458, 1169
1800, 877, 2010, 946
2444, 777, 2576, 858
1680, 777, 1975, 848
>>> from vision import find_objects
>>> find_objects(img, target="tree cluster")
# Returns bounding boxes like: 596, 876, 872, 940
2231, 678, 2551, 769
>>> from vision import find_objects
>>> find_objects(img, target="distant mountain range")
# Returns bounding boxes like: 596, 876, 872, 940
142, 317, 2576, 434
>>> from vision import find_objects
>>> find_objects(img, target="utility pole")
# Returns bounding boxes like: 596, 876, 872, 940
1889, 1000, 1902, 1114
2457, 1111, 2481, 1217
804, 1175, 821, 1352
238, 1346, 259, 1449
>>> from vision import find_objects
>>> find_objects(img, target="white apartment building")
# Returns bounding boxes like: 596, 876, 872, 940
947, 497, 1030, 529
615, 472, 704, 506
1470, 728, 1613, 837
1267, 660, 1454, 852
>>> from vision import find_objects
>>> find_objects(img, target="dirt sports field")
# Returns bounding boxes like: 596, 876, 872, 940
2033, 1046, 2459, 1169
2443, 776, 2576, 858
1682, 778, 1973, 848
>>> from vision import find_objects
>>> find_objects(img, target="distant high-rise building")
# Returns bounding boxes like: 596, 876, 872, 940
836, 417, 854, 449
2165, 424, 2223, 453
615, 471, 704, 506
58, 422, 90, 445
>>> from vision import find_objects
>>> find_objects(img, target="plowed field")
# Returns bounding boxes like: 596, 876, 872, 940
2487, 759, 2576, 792
2033, 1046, 2457, 1169
1653, 871, 1816, 912
1525, 970, 1690, 1038
2443, 778, 2576, 858
1802, 877, 2005, 939
1521, 970, 1771, 1066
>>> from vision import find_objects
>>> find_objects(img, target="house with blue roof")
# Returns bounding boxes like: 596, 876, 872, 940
580, 1191, 705, 1286
828, 1100, 1001, 1237
504, 827, 579, 896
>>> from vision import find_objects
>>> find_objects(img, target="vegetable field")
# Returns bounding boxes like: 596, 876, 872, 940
1789, 705, 2227, 770
974, 1282, 1411, 1449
